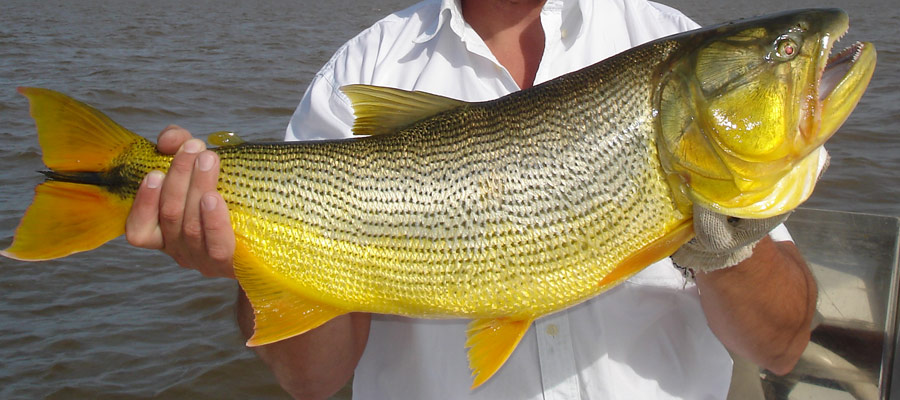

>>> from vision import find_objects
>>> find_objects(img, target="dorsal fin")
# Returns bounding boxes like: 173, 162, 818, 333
341, 84, 466, 136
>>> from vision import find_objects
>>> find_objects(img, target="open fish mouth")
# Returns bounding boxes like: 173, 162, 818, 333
814, 33, 876, 146
820, 41, 868, 101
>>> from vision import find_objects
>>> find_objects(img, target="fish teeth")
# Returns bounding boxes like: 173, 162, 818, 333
828, 42, 864, 66
818, 42, 864, 100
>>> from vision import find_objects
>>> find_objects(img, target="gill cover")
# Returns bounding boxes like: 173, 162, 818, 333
655, 9, 875, 218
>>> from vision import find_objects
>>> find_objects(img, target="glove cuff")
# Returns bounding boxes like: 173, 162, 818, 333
670, 239, 760, 277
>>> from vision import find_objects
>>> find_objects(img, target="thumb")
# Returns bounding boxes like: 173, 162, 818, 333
692, 206, 740, 252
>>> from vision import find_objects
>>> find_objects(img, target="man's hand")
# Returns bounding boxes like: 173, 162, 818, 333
125, 125, 236, 278
672, 205, 790, 274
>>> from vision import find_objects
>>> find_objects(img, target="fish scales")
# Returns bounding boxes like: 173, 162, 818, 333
211, 41, 686, 318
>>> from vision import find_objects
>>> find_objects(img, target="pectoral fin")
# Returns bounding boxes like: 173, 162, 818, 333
598, 219, 695, 288
233, 239, 347, 346
465, 317, 533, 389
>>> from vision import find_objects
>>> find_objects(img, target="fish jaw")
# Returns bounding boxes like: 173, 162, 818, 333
813, 41, 876, 147
655, 9, 876, 218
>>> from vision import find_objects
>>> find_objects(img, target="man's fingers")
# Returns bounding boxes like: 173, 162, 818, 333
157, 125, 194, 154
200, 192, 236, 278
125, 171, 165, 249
182, 151, 221, 255
158, 139, 206, 254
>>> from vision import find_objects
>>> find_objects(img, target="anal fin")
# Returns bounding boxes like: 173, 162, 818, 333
465, 317, 533, 389
233, 239, 347, 346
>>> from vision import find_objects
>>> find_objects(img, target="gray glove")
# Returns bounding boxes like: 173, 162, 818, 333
671, 204, 790, 275
672, 147, 829, 275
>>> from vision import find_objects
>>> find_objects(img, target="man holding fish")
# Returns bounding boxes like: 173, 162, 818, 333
125, 0, 825, 398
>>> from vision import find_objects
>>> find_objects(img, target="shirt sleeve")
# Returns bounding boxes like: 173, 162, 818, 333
647, 1, 701, 30
768, 223, 792, 242
284, 69, 356, 141
621, 1, 700, 46
286, 14, 404, 142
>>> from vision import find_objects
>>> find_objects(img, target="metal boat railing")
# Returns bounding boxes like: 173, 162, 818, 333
728, 208, 900, 400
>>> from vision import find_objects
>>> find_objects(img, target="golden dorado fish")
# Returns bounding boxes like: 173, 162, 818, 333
1, 9, 875, 388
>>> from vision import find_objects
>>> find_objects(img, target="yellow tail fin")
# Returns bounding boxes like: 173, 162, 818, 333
1, 182, 133, 260
19, 87, 144, 172
2, 88, 158, 261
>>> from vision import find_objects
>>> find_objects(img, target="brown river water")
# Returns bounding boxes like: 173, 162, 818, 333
0, 0, 897, 398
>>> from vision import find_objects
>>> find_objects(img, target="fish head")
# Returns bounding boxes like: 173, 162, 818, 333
655, 9, 876, 218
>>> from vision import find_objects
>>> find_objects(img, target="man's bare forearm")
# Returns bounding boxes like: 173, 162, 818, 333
236, 290, 371, 400
695, 237, 817, 374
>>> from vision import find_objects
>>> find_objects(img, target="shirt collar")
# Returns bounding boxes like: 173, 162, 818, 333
565, 0, 589, 44
414, 0, 587, 44
414, 0, 462, 44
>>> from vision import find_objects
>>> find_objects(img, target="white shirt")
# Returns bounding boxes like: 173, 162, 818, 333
284, 0, 791, 398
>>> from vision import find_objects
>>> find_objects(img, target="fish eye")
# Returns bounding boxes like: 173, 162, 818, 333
770, 35, 801, 61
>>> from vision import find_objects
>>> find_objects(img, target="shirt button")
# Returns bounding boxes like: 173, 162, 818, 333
545, 323, 559, 337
